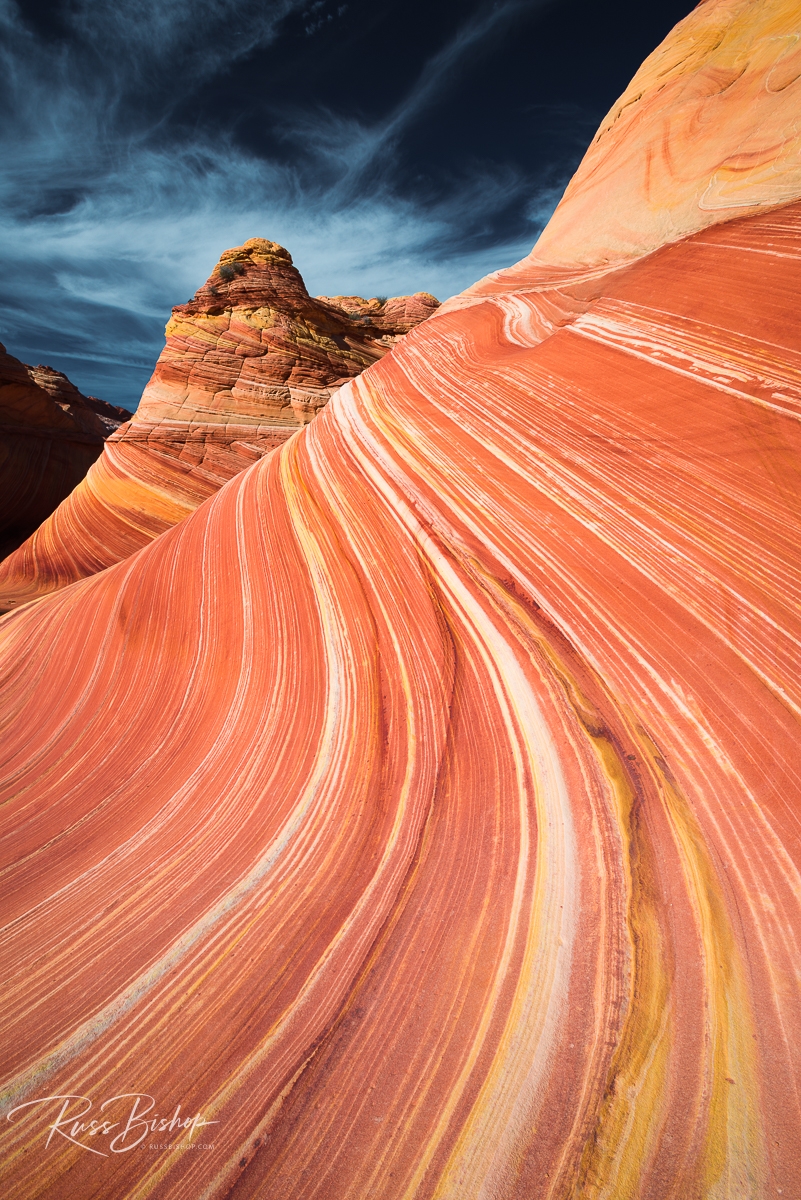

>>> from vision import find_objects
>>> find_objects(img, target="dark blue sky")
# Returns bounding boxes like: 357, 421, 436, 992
1, 0, 696, 408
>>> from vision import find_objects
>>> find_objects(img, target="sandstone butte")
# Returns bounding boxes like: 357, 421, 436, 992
0, 344, 130, 560
2, 1, 801, 1197
0, 243, 439, 611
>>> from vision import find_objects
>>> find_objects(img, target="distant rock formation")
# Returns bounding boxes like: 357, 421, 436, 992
0, 240, 438, 610
0, 343, 131, 559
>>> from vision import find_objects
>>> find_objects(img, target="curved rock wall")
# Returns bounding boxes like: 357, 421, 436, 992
445, 0, 801, 342
1, 3, 800, 1198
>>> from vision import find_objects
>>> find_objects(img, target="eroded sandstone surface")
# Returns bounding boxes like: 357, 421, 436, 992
0, 240, 438, 610
444, 0, 801, 342
1, 3, 800, 1198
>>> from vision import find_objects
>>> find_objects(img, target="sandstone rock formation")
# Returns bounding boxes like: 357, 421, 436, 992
445, 0, 801, 338
2, 3, 801, 1198
0, 240, 438, 611
0, 343, 130, 559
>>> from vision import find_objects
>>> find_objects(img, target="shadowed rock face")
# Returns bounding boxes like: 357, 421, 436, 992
2, 4, 801, 1199
0, 239, 438, 610
0, 344, 130, 558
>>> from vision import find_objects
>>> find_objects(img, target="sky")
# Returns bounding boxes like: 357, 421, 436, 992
1, 0, 697, 409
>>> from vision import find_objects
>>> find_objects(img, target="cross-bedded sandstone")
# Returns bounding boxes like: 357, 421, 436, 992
0, 240, 438, 610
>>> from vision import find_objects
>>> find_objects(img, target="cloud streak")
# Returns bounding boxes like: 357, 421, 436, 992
275, 0, 556, 201
0, 0, 566, 407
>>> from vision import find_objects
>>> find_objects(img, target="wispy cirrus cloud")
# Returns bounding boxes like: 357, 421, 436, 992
0, 0, 566, 406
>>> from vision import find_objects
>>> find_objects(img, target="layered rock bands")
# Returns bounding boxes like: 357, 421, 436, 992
0, 240, 438, 610
1, 2, 801, 1199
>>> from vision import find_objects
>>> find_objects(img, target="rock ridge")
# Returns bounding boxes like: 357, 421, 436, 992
0, 242, 439, 609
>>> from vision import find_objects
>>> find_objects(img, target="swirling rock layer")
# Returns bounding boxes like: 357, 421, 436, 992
0, 345, 130, 559
0, 240, 438, 610
447, 0, 801, 342
2, 3, 801, 1198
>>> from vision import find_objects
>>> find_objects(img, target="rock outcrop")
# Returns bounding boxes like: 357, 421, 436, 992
444, 0, 801, 340
2, 3, 801, 1198
0, 240, 438, 610
0, 344, 130, 559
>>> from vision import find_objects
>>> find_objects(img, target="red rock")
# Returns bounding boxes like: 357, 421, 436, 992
446, 0, 801, 339
0, 343, 130, 559
1, 4, 801, 1198
0, 239, 438, 610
